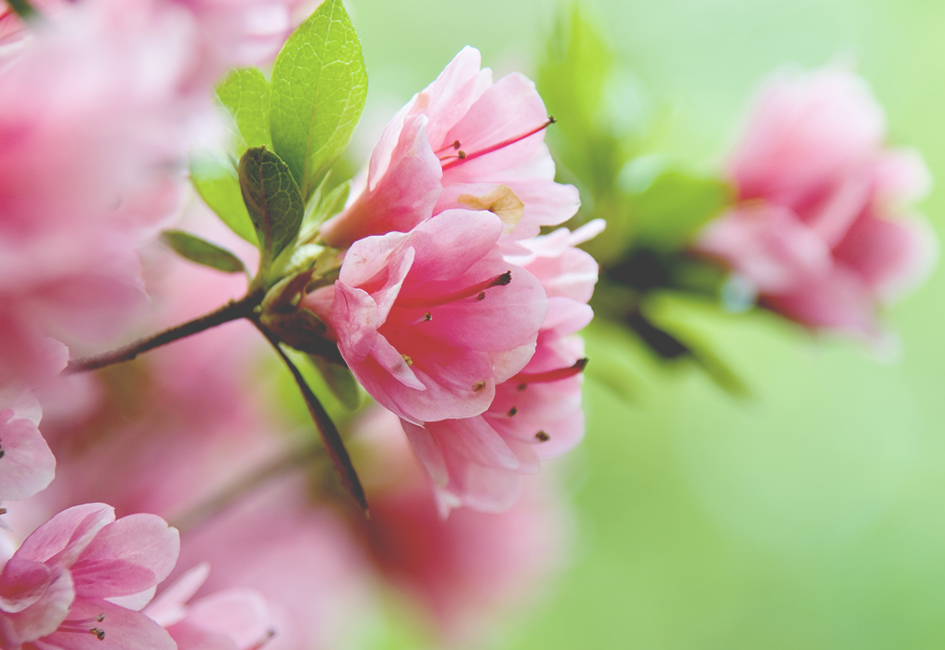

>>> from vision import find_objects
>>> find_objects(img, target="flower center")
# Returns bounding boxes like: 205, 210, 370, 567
438, 117, 556, 170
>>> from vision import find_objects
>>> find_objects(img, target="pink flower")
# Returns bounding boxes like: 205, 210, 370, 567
319, 46, 580, 249
352, 407, 571, 642
303, 209, 548, 425
146, 563, 274, 650
0, 0, 218, 388
0, 392, 55, 504
695, 67, 935, 337
400, 221, 602, 513
0, 503, 179, 650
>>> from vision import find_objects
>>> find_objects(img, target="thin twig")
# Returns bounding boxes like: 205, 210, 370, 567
66, 292, 262, 374
169, 441, 324, 534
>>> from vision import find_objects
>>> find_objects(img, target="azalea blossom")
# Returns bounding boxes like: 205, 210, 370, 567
0, 503, 179, 650
400, 221, 602, 513
695, 66, 935, 337
351, 406, 571, 642
0, 392, 55, 505
318, 46, 580, 249
145, 563, 274, 650
303, 209, 548, 425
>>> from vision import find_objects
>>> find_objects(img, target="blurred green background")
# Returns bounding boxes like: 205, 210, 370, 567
347, 0, 945, 647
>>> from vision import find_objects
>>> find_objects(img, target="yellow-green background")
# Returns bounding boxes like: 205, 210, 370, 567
348, 0, 945, 647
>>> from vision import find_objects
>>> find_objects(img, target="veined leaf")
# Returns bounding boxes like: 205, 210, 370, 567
270, 0, 367, 201
162, 230, 246, 274
217, 68, 273, 153
190, 153, 258, 246
238, 147, 305, 272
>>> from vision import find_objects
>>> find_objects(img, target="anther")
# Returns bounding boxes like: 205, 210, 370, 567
402, 354, 414, 366
408, 312, 433, 326
535, 431, 550, 442
508, 407, 518, 417
517, 383, 527, 391
476, 292, 486, 301
441, 117, 556, 170
512, 358, 588, 385
435, 140, 462, 155
90, 628, 105, 641
472, 381, 486, 392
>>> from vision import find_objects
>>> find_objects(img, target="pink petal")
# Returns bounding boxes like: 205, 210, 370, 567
16, 504, 114, 568
0, 399, 56, 502
696, 204, 833, 293
38, 597, 176, 650
0, 567, 73, 646
424, 417, 520, 471
72, 514, 180, 600
320, 116, 442, 248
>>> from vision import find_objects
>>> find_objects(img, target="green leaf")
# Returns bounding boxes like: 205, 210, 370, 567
629, 170, 733, 250
238, 146, 305, 271
270, 0, 367, 200
190, 153, 258, 246
539, 5, 615, 140
310, 354, 360, 409
161, 230, 246, 274
217, 68, 273, 154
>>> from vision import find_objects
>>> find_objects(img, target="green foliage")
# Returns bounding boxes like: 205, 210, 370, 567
217, 68, 273, 154
310, 354, 360, 409
238, 147, 305, 274
161, 230, 246, 274
270, 0, 367, 201
628, 169, 733, 250
189, 154, 258, 246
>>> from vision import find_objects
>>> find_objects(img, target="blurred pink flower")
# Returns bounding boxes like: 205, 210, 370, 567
353, 407, 571, 642
146, 563, 274, 650
0, 0, 208, 389
0, 392, 55, 504
319, 46, 580, 249
11, 226, 374, 650
173, 476, 376, 650
0, 503, 179, 650
400, 221, 601, 513
304, 209, 548, 425
696, 66, 935, 337
169, 0, 307, 85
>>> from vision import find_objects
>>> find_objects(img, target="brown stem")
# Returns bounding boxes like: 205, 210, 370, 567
66, 291, 263, 374
169, 441, 324, 533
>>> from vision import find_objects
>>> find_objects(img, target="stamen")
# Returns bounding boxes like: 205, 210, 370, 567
472, 381, 487, 392
507, 407, 518, 417
59, 614, 107, 640
535, 431, 550, 442
441, 117, 555, 170
513, 358, 588, 385
408, 312, 433, 326
402, 354, 413, 366
398, 272, 511, 310
435, 140, 462, 155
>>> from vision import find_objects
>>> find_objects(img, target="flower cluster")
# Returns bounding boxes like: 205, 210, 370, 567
695, 67, 934, 339
303, 47, 598, 513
